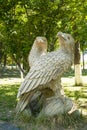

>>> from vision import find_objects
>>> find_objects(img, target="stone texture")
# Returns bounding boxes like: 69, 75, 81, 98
39, 96, 73, 116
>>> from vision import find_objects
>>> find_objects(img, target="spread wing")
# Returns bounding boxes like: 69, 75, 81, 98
17, 51, 71, 98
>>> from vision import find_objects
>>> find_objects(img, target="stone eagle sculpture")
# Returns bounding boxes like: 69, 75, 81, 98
16, 32, 75, 115
28, 36, 47, 67
27, 36, 48, 115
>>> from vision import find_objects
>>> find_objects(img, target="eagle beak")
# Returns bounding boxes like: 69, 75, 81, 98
57, 32, 66, 40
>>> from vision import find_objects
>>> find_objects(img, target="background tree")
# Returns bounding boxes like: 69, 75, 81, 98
0, 0, 87, 78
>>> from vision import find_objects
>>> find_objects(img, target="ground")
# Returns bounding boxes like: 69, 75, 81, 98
0, 67, 87, 130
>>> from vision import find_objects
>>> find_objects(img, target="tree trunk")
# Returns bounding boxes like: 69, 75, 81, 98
12, 54, 25, 76
0, 42, 3, 65
4, 54, 7, 67
82, 51, 85, 70
20, 63, 24, 80
0, 51, 3, 64
74, 41, 82, 85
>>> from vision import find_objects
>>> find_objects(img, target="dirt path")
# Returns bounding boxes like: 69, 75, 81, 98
0, 76, 87, 85
0, 78, 22, 85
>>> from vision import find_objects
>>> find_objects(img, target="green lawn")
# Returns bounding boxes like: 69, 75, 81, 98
0, 83, 87, 130
0, 83, 87, 122
0, 84, 19, 121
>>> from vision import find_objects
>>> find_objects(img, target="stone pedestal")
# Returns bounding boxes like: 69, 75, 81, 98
39, 96, 73, 117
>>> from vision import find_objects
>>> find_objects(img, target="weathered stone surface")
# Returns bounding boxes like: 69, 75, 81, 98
64, 97, 73, 112
29, 92, 45, 116
39, 96, 73, 116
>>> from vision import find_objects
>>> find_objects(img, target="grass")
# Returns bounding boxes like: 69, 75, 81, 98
0, 67, 87, 129
0, 84, 19, 121
15, 110, 86, 130
0, 83, 87, 129
64, 89, 87, 100
14, 109, 84, 130
64, 89, 87, 113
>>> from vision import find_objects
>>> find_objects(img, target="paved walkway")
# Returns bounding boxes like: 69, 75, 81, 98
0, 76, 87, 85
0, 78, 22, 85
61, 76, 87, 86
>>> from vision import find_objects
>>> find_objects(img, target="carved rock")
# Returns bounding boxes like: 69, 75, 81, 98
39, 96, 73, 116
16, 32, 75, 118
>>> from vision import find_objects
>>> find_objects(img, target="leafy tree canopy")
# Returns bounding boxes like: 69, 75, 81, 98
0, 0, 87, 69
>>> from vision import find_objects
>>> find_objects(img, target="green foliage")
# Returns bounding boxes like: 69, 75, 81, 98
0, 0, 87, 69
63, 68, 87, 77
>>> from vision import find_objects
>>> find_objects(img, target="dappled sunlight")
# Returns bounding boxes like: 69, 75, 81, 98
61, 77, 75, 86
64, 86, 87, 117
62, 76, 87, 86
0, 0, 87, 128
0, 84, 19, 121
5, 92, 16, 96
0, 78, 22, 85
82, 76, 87, 86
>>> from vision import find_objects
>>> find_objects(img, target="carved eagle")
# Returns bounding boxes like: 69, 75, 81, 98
16, 32, 75, 113
28, 36, 47, 67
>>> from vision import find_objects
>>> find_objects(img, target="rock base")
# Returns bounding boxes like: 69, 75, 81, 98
39, 96, 73, 117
